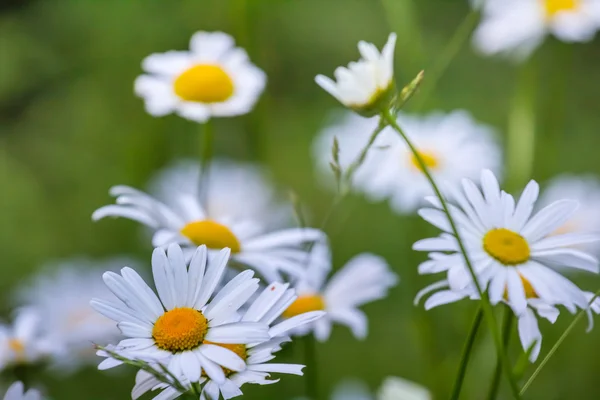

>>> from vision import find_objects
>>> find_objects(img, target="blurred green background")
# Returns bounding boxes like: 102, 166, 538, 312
2, 0, 600, 398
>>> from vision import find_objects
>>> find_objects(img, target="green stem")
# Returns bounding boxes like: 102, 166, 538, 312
449, 307, 483, 400
199, 121, 214, 207
520, 289, 600, 395
487, 307, 514, 400
381, 109, 521, 399
380, 0, 424, 72
303, 335, 318, 399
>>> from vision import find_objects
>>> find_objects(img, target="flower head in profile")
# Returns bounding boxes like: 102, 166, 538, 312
91, 244, 271, 387
316, 33, 397, 116
2, 382, 42, 400
473, 0, 600, 60
313, 110, 501, 213
284, 243, 398, 341
135, 31, 266, 122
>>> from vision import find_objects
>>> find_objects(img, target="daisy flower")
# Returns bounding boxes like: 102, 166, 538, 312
135, 31, 266, 122
132, 282, 325, 399
313, 110, 501, 213
327, 377, 431, 400
413, 169, 600, 317
473, 0, 600, 60
14, 258, 125, 370
538, 174, 600, 255
90, 244, 271, 386
92, 172, 324, 283
315, 33, 397, 115
2, 382, 42, 400
0, 309, 54, 370
284, 243, 398, 341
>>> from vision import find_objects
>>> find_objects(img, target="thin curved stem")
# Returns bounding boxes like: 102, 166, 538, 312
381, 109, 521, 399
303, 335, 318, 399
199, 120, 214, 207
487, 307, 514, 400
449, 307, 483, 400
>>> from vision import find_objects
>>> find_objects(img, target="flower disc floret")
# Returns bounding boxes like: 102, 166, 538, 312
483, 228, 531, 265
152, 307, 208, 352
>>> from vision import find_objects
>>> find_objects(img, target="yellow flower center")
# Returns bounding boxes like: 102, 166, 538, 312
283, 294, 326, 318
8, 339, 26, 361
544, 0, 579, 17
203, 341, 247, 376
504, 274, 538, 300
410, 151, 439, 172
483, 228, 531, 266
180, 220, 241, 253
152, 307, 208, 352
173, 64, 234, 103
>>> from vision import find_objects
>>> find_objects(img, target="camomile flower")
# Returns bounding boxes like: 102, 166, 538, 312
2, 382, 42, 400
135, 31, 266, 122
473, 0, 600, 60
0, 309, 55, 370
413, 169, 600, 317
284, 243, 398, 341
92, 175, 324, 283
538, 174, 600, 255
313, 110, 501, 213
316, 33, 397, 115
326, 377, 431, 400
133, 282, 325, 400
14, 259, 125, 370
90, 244, 271, 386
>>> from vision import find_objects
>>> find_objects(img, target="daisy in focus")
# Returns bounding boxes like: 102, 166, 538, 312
315, 33, 397, 115
538, 174, 600, 255
135, 31, 266, 122
313, 110, 501, 213
473, 0, 600, 60
0, 309, 54, 370
14, 258, 124, 370
414, 169, 600, 317
92, 167, 324, 282
284, 243, 398, 341
2, 382, 42, 400
91, 244, 271, 386
132, 282, 325, 400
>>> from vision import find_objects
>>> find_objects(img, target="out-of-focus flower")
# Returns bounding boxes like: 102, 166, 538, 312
538, 175, 600, 256
316, 34, 397, 116
473, 0, 600, 60
92, 170, 324, 283
135, 31, 266, 122
14, 259, 124, 371
133, 282, 325, 400
283, 243, 398, 341
2, 382, 42, 400
414, 169, 600, 318
91, 244, 271, 387
313, 110, 501, 214
0, 309, 55, 370
328, 377, 431, 400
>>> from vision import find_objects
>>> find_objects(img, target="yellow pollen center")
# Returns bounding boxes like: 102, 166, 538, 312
180, 220, 241, 253
483, 228, 531, 266
410, 151, 439, 172
283, 294, 326, 318
153, 307, 208, 352
8, 339, 26, 361
173, 64, 234, 103
544, 0, 579, 17
504, 274, 538, 300
203, 341, 247, 376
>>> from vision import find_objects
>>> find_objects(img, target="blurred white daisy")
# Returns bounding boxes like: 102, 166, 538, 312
132, 282, 325, 400
284, 243, 398, 341
14, 259, 125, 370
316, 33, 397, 115
473, 0, 600, 60
2, 382, 42, 400
538, 175, 600, 255
92, 174, 324, 283
328, 377, 431, 400
414, 169, 600, 317
91, 244, 271, 387
149, 159, 291, 230
135, 31, 266, 122
313, 110, 501, 213
0, 309, 54, 370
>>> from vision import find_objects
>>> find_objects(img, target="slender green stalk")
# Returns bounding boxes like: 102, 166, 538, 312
413, 9, 479, 110
520, 290, 600, 395
381, 109, 521, 399
199, 121, 214, 207
303, 335, 318, 399
449, 307, 483, 400
487, 307, 514, 400
380, 0, 424, 71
